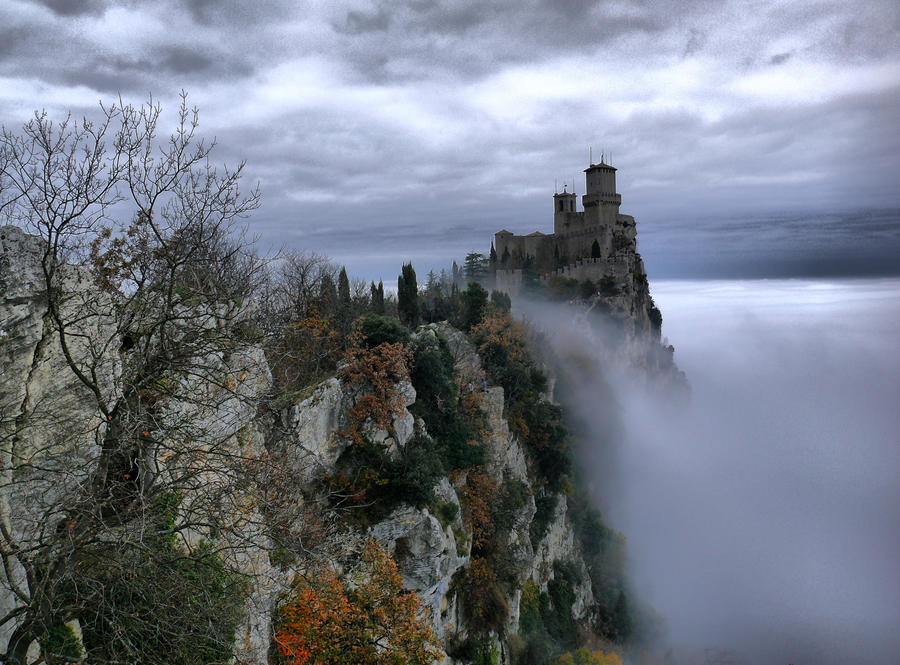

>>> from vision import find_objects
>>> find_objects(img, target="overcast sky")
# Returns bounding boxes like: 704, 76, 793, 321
2, 0, 898, 280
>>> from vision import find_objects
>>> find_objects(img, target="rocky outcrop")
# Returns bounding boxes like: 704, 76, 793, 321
1, 226, 124, 653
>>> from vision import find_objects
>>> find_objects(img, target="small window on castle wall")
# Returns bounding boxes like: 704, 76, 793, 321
558, 200, 564, 212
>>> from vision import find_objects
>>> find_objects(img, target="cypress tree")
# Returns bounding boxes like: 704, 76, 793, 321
461, 281, 488, 331
337, 266, 352, 332
318, 274, 337, 317
397, 262, 419, 328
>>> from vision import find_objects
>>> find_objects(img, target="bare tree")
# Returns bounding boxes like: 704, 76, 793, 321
0, 94, 313, 664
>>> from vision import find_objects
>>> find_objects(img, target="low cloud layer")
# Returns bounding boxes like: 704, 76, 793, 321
1, 1, 898, 280
586, 279, 900, 664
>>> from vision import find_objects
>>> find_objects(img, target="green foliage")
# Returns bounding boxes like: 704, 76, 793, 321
458, 557, 509, 633
398, 262, 420, 328
370, 280, 386, 314
544, 563, 578, 649
40, 623, 83, 662
64, 525, 246, 664
648, 295, 662, 329
329, 434, 445, 519
514, 562, 581, 665
530, 494, 558, 549
436, 500, 460, 526
476, 640, 501, 665
462, 281, 489, 331
490, 289, 511, 312
447, 636, 497, 665
409, 333, 484, 471
590, 239, 601, 259
358, 314, 410, 348
518, 579, 542, 635
524, 402, 572, 491
494, 478, 530, 532
390, 434, 446, 507
337, 266, 352, 331
464, 251, 488, 284
319, 273, 338, 317
470, 313, 571, 491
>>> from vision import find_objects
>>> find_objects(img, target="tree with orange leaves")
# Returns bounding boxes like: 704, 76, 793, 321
554, 647, 623, 665
275, 540, 440, 665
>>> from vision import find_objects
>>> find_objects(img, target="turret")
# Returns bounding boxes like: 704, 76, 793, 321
582, 159, 621, 210
553, 184, 578, 235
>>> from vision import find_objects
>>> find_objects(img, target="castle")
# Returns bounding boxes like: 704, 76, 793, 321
492, 157, 638, 296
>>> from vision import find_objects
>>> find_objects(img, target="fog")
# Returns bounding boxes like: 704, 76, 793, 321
533, 279, 900, 664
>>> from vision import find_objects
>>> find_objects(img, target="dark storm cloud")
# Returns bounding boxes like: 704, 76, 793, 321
329, 0, 668, 83
27, 0, 108, 17
768, 51, 792, 65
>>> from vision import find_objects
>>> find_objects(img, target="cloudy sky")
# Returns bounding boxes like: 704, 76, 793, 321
1, 0, 898, 280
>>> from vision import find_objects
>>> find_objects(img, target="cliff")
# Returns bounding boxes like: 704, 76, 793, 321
1, 223, 668, 664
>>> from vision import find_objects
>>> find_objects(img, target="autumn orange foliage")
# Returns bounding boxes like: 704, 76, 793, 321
554, 648, 623, 665
458, 470, 499, 552
339, 338, 411, 445
275, 540, 440, 665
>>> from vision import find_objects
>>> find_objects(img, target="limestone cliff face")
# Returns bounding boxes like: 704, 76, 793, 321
1, 226, 635, 664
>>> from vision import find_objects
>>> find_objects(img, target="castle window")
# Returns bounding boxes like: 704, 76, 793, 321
558, 200, 564, 212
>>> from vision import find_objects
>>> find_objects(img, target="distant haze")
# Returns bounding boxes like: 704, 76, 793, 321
599, 279, 900, 665
1, 1, 898, 281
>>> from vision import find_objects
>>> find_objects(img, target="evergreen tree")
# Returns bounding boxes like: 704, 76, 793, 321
451, 260, 461, 288
319, 274, 338, 317
370, 280, 385, 314
464, 252, 488, 284
490, 290, 511, 313
338, 266, 352, 331
397, 262, 419, 328
461, 282, 489, 330
489, 243, 498, 265
591, 239, 601, 259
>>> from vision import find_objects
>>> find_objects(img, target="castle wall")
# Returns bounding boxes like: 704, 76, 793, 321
494, 269, 523, 297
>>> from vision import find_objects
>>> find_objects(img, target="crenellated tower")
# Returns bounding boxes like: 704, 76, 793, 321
582, 158, 621, 228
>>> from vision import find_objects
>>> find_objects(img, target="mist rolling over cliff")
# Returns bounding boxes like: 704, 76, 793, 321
594, 279, 900, 665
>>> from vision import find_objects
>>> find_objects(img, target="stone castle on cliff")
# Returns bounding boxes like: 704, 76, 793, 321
492, 156, 640, 296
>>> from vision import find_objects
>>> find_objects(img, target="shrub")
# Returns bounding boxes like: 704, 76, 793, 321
275, 540, 440, 665
65, 539, 246, 664
357, 313, 411, 347
530, 494, 558, 549
436, 500, 460, 526
459, 557, 509, 632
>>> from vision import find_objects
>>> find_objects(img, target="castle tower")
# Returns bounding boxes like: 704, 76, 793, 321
582, 158, 621, 211
553, 183, 578, 235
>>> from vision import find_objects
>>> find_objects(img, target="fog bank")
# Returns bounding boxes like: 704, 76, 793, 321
612, 279, 900, 664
